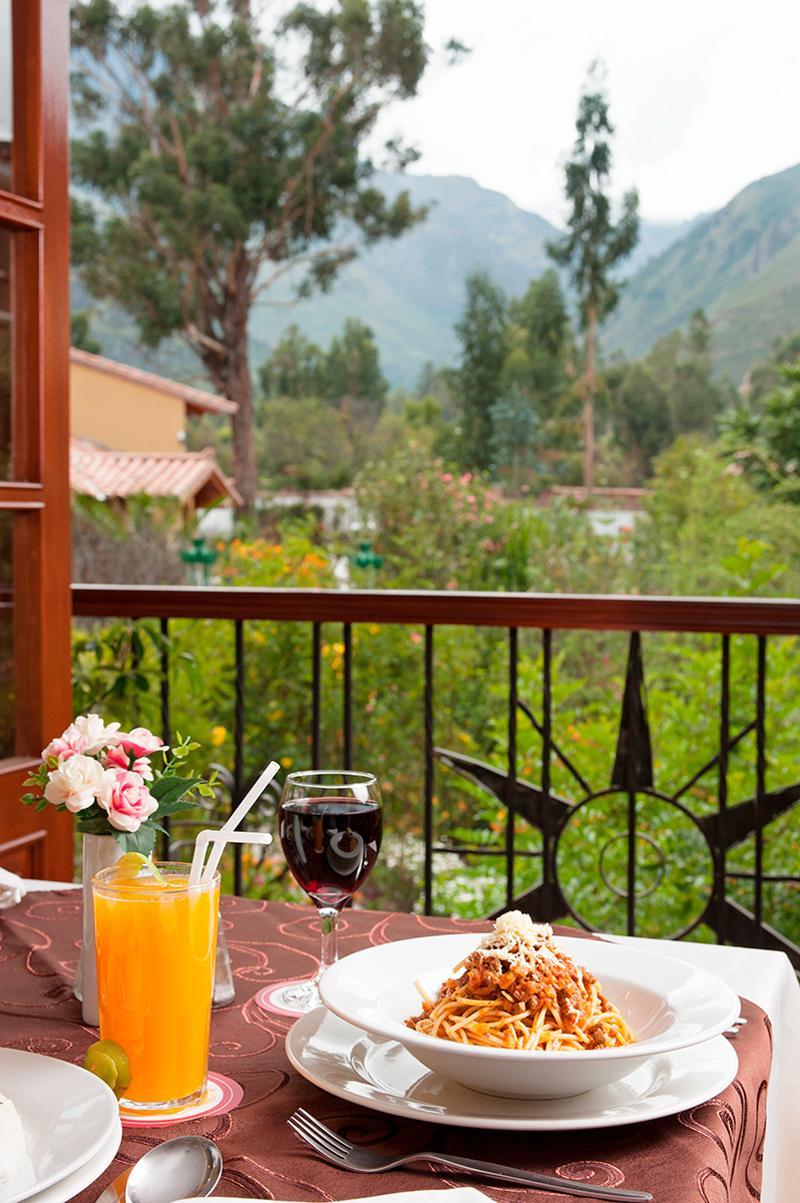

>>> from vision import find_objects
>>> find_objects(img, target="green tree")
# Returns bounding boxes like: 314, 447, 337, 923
745, 331, 800, 405
258, 326, 324, 401
604, 359, 673, 483
455, 270, 508, 470
490, 389, 541, 490
510, 270, 573, 415
719, 360, 800, 501
646, 309, 733, 435
70, 0, 433, 508
547, 62, 639, 490
323, 318, 388, 411
256, 397, 353, 490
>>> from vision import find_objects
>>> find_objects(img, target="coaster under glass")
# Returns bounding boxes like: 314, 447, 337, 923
119, 1080, 206, 1114
268, 976, 320, 1014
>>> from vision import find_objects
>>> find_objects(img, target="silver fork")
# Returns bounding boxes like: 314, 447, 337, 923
288, 1107, 653, 1202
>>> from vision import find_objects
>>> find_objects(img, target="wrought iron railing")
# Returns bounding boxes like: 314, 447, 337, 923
72, 585, 800, 967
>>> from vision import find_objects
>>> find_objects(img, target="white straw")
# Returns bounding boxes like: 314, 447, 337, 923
196, 760, 280, 885
189, 828, 274, 886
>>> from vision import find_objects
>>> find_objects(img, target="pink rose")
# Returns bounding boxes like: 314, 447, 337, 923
42, 723, 89, 761
111, 727, 167, 758
97, 769, 158, 833
41, 713, 122, 761
103, 745, 154, 781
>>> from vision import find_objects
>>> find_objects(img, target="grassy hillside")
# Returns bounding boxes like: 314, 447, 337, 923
603, 163, 800, 382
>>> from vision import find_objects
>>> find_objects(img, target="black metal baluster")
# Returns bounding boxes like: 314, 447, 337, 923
541, 629, 552, 919
716, 635, 729, 944
424, 625, 434, 915
626, 786, 636, 936
755, 635, 766, 946
505, 628, 518, 909
232, 619, 244, 896
159, 617, 171, 860
343, 622, 352, 770
311, 622, 321, 770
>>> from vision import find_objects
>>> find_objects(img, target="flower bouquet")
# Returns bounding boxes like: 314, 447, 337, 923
21, 713, 218, 1023
21, 712, 216, 854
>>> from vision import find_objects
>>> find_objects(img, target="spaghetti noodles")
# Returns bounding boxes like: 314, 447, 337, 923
406, 912, 635, 1051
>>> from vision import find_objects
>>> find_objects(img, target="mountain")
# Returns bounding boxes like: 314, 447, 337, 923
250, 173, 560, 388
603, 162, 800, 382
249, 172, 695, 388
74, 172, 694, 390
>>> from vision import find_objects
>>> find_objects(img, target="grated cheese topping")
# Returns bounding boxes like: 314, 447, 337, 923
476, 911, 557, 971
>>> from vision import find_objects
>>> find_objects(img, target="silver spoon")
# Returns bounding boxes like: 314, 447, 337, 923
94, 1137, 223, 1203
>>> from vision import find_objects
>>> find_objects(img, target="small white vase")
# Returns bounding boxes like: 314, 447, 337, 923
74, 834, 122, 1025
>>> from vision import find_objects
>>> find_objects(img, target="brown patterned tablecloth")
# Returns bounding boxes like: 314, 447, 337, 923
0, 892, 771, 1202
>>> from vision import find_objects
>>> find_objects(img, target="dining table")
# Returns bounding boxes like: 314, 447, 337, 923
2, 882, 799, 1203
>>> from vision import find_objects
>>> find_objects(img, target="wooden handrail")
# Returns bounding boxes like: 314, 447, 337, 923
72, 584, 800, 635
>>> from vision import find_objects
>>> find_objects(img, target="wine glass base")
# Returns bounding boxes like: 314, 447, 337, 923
267, 977, 321, 1015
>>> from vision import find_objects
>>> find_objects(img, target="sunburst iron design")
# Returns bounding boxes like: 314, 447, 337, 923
435, 632, 800, 968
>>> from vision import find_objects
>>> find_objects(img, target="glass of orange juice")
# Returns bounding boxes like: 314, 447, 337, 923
93, 862, 220, 1112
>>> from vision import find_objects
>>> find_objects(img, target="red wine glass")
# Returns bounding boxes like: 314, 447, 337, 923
274, 770, 382, 1013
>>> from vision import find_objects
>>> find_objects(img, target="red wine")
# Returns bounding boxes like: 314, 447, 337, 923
279, 797, 383, 909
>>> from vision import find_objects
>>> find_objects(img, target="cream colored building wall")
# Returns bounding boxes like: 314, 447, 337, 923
70, 360, 186, 452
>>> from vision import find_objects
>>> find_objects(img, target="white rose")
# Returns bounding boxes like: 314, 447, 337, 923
72, 714, 121, 756
44, 754, 105, 813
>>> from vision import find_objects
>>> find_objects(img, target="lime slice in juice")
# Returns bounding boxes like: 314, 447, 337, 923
114, 852, 165, 885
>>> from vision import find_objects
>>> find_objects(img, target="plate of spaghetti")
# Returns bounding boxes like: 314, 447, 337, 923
319, 912, 740, 1099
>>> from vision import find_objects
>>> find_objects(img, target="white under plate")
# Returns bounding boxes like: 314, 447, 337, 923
19, 1118, 122, 1203
286, 1008, 738, 1131
0, 1049, 120, 1203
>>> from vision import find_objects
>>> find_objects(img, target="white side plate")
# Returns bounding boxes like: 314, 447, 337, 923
0, 1049, 120, 1203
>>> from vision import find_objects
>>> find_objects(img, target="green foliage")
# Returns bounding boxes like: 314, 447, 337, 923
71, 457, 800, 946
489, 391, 541, 489
508, 270, 574, 413
258, 326, 325, 402
254, 397, 353, 490
546, 61, 639, 488
603, 360, 672, 482
547, 62, 639, 328
71, 310, 101, 355
632, 437, 800, 596
323, 318, 388, 411
647, 310, 735, 434
719, 360, 800, 502
747, 332, 800, 404
72, 495, 186, 585
598, 310, 737, 485
70, 0, 433, 503
454, 270, 508, 470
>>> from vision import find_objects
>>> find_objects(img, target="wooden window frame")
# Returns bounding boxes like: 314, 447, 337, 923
0, 0, 72, 880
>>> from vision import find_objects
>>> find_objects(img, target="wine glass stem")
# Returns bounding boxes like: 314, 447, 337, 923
315, 906, 339, 982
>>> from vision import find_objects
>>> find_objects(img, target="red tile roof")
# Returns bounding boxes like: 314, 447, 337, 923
69, 348, 238, 417
70, 439, 242, 507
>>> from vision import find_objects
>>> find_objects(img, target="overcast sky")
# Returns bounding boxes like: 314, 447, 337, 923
369, 0, 800, 226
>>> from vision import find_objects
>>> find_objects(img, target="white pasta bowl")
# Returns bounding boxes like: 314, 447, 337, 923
319, 932, 740, 1099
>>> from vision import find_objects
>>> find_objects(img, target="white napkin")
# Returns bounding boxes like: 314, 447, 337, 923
0, 867, 26, 909
177, 1191, 492, 1203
